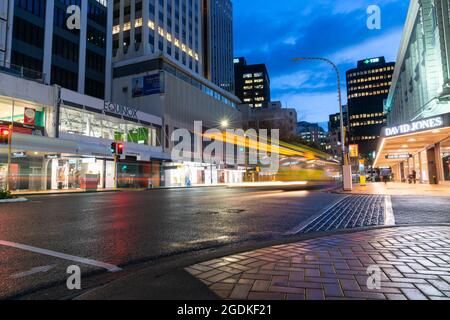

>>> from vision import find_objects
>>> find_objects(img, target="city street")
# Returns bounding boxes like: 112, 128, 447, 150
0, 185, 344, 299
1, 185, 449, 300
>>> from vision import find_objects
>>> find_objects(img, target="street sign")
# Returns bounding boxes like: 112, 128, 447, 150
385, 154, 412, 159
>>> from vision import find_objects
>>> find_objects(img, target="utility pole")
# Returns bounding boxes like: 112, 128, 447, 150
292, 57, 352, 191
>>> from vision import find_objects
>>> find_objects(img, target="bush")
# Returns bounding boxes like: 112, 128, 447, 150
0, 189, 14, 200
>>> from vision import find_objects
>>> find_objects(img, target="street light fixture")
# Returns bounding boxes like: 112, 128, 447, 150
220, 119, 229, 129
292, 57, 352, 191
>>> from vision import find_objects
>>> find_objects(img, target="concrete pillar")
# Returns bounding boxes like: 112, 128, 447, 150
3, 0, 15, 66
130, 0, 135, 51
77, 0, 88, 93
43, 0, 55, 84
142, 0, 150, 54
104, 0, 113, 101
119, 0, 124, 55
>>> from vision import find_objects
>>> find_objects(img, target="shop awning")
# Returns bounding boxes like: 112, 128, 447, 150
374, 113, 450, 168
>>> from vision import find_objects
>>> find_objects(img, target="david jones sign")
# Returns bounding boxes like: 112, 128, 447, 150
385, 117, 444, 137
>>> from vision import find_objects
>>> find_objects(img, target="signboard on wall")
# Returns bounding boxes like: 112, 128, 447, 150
24, 108, 36, 126
384, 116, 445, 137
132, 73, 163, 97
349, 144, 359, 158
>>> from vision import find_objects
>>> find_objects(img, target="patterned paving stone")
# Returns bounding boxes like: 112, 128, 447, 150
299, 195, 386, 233
186, 226, 450, 300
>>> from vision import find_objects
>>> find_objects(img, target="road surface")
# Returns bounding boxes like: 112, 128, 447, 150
0, 186, 343, 299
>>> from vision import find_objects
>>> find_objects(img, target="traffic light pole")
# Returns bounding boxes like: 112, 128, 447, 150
114, 154, 118, 189
6, 124, 12, 192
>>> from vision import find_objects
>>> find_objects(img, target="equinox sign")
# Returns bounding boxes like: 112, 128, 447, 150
104, 101, 139, 119
385, 117, 444, 137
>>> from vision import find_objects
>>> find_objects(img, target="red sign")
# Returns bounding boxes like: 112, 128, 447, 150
24, 108, 36, 126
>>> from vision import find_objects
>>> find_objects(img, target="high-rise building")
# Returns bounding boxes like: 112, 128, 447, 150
111, 0, 242, 186
374, 0, 450, 185
202, 0, 234, 93
6, 0, 112, 99
112, 0, 203, 76
346, 57, 395, 158
234, 57, 271, 108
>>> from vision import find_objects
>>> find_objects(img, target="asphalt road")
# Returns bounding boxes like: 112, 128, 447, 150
0, 186, 343, 299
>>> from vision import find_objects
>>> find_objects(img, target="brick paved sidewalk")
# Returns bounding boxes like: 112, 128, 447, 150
186, 227, 450, 300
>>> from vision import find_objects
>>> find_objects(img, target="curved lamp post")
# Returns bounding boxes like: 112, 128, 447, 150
292, 57, 352, 191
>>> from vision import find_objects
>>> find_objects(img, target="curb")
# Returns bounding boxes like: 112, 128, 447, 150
71, 223, 450, 300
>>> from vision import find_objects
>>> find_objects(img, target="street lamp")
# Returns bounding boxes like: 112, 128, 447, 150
220, 119, 229, 129
292, 57, 352, 191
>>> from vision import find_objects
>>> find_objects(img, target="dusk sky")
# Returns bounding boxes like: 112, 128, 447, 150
233, 0, 410, 124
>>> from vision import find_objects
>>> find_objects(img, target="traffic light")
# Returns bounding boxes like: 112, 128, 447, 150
117, 143, 124, 155
0, 127, 11, 145
110, 142, 117, 154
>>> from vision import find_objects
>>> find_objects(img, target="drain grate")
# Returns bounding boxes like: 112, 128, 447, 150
300, 195, 386, 233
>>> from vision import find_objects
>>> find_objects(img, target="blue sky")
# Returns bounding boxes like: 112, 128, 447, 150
233, 0, 410, 123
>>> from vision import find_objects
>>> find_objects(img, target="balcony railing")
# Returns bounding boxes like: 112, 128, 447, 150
0, 61, 44, 83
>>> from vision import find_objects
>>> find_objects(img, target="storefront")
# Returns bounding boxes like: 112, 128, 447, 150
162, 162, 244, 187
374, 113, 450, 185
0, 87, 168, 192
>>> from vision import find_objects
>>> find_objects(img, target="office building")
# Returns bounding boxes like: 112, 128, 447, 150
112, 0, 243, 187
5, 0, 112, 99
0, 61, 165, 191
297, 121, 327, 148
346, 57, 394, 158
326, 106, 348, 158
241, 101, 297, 140
234, 57, 270, 108
203, 0, 234, 93
374, 0, 450, 185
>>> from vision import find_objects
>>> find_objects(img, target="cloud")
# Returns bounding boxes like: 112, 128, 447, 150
275, 91, 342, 123
271, 69, 330, 91
331, 27, 403, 64
233, 0, 408, 123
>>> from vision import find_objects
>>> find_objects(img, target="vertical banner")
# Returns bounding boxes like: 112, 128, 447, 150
24, 108, 36, 126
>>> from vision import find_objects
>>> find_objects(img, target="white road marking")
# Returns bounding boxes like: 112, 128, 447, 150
0, 240, 122, 273
384, 195, 396, 226
11, 265, 55, 279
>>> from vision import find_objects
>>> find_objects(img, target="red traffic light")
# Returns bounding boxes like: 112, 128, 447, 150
117, 143, 124, 155
1, 129, 10, 136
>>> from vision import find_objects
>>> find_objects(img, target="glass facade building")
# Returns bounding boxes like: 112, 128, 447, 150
203, 0, 234, 93
346, 57, 395, 158
9, 0, 110, 99
112, 0, 202, 75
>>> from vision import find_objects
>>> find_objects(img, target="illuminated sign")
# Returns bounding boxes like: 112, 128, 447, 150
349, 144, 359, 158
385, 154, 412, 160
385, 117, 444, 137
363, 58, 380, 64
104, 101, 139, 119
